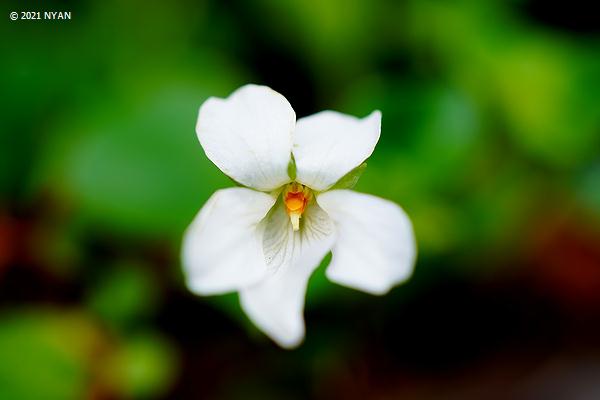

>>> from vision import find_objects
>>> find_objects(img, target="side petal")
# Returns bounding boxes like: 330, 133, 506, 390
196, 84, 295, 191
182, 188, 276, 295
293, 110, 381, 191
317, 190, 416, 295
240, 200, 335, 348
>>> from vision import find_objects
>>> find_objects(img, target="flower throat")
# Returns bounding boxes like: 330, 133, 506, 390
283, 182, 312, 231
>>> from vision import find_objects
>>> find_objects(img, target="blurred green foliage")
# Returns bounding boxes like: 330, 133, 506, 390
0, 311, 95, 400
87, 262, 159, 330
1, 0, 599, 398
0, 310, 177, 399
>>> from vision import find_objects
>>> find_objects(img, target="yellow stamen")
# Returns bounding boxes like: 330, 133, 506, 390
283, 183, 312, 231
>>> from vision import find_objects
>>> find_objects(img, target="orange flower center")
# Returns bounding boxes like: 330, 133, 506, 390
283, 182, 312, 231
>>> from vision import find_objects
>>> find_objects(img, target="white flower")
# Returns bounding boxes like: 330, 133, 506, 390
182, 84, 416, 348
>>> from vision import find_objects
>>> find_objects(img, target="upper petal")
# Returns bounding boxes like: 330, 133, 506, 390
317, 190, 416, 295
196, 84, 295, 191
182, 187, 276, 295
239, 199, 335, 348
292, 110, 381, 191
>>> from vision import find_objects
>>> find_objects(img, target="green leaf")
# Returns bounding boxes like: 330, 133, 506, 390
329, 162, 367, 190
36, 87, 232, 239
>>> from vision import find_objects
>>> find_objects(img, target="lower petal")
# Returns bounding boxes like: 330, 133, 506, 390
239, 200, 335, 348
182, 188, 276, 295
317, 190, 416, 295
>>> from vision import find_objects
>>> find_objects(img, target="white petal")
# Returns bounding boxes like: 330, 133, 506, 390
196, 84, 295, 191
293, 110, 381, 191
182, 188, 276, 295
240, 200, 335, 348
317, 190, 416, 295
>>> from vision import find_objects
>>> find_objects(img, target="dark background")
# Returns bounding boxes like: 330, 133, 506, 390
1, 0, 600, 398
